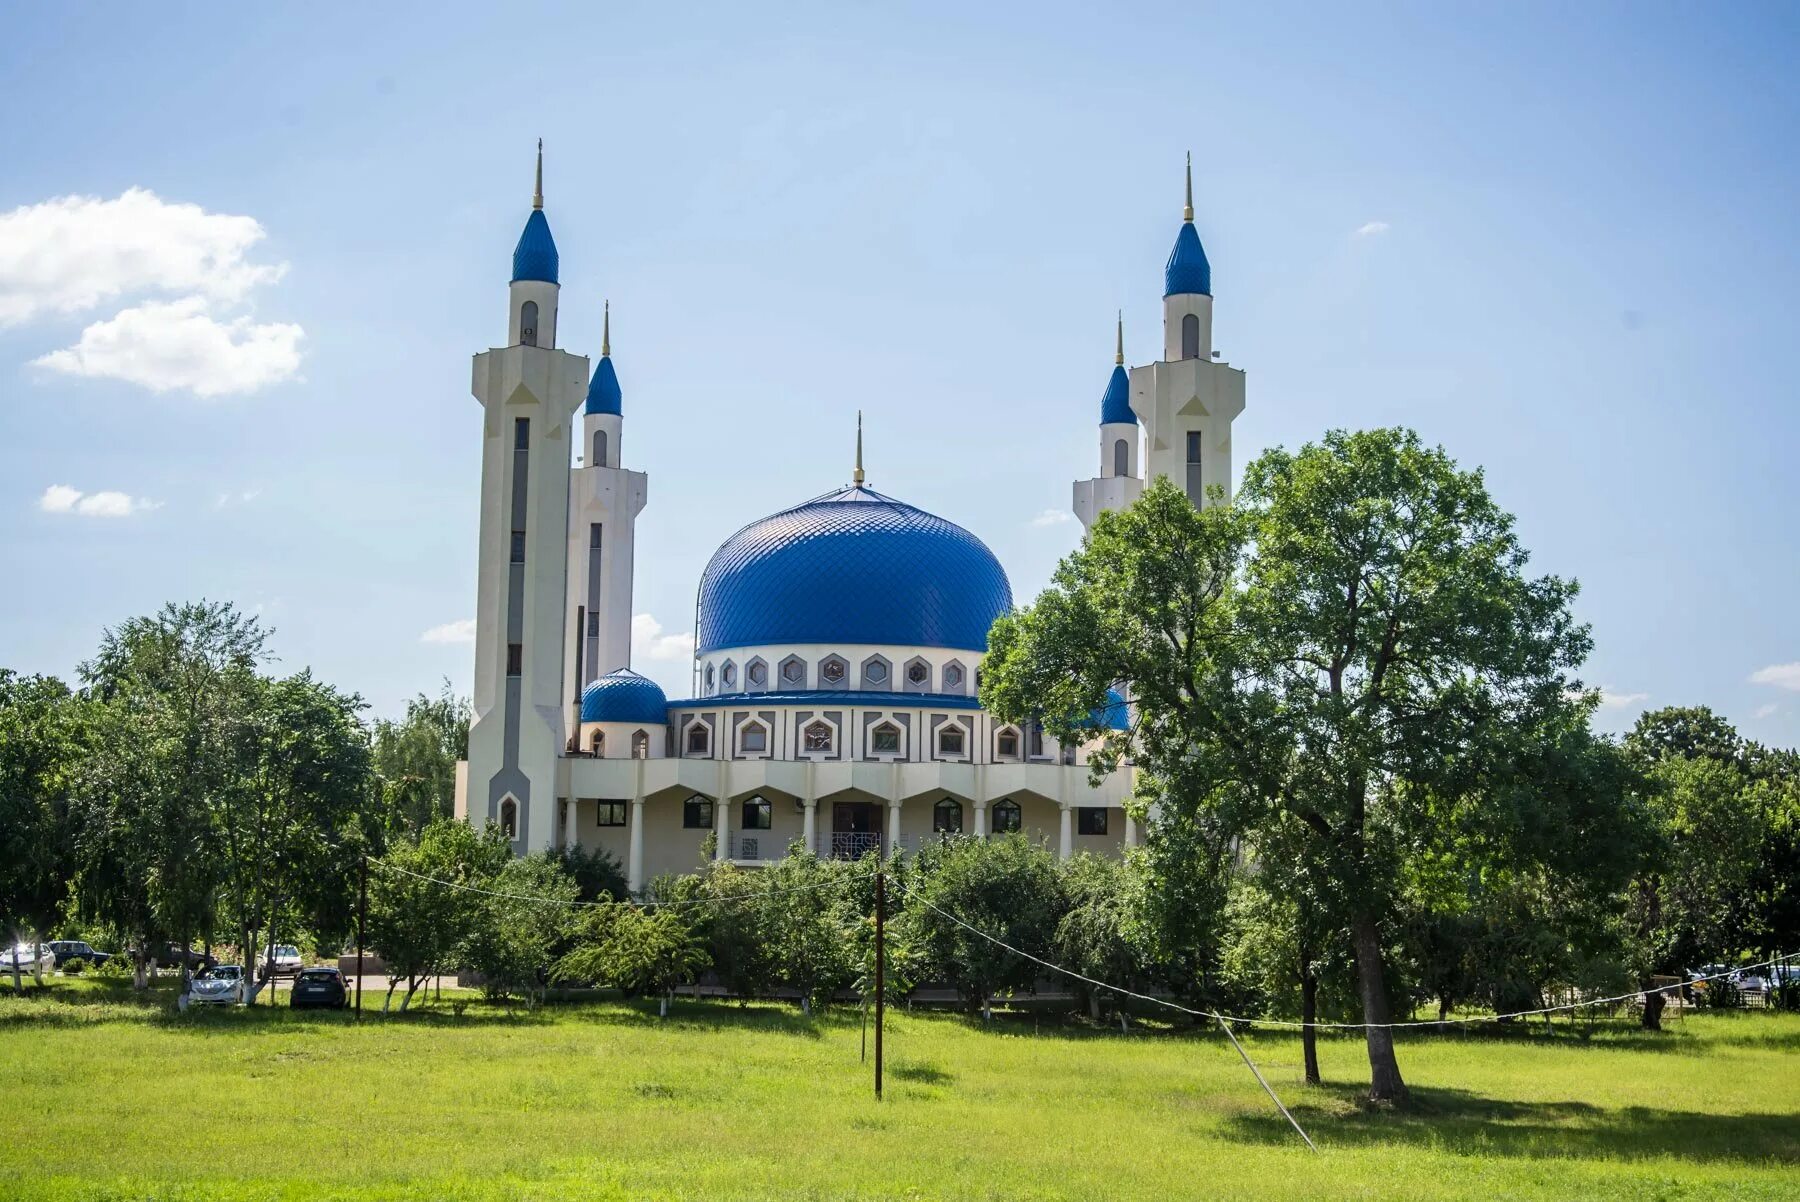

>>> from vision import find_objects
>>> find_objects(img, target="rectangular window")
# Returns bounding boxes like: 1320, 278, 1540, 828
742, 797, 772, 830
1028, 723, 1045, 758
505, 643, 522, 677
586, 612, 600, 637
514, 418, 530, 450
590, 523, 603, 549
683, 797, 714, 829
1077, 806, 1109, 836
510, 530, 526, 563
596, 801, 627, 827
1185, 431, 1203, 506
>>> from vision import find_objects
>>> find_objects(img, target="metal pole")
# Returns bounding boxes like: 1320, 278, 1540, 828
356, 854, 368, 1019
874, 866, 885, 1102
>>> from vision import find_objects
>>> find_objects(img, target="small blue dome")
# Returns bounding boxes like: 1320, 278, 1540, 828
586, 355, 621, 416
580, 669, 668, 724
1090, 688, 1131, 732
1164, 221, 1211, 297
696, 485, 1013, 655
511, 210, 559, 284
1099, 364, 1134, 425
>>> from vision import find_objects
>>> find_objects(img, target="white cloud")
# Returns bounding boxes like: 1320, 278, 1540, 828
420, 619, 477, 645
0, 188, 285, 325
215, 488, 262, 509
633, 613, 696, 662
1354, 221, 1391, 237
33, 297, 303, 396
1594, 686, 1649, 710
37, 483, 158, 517
1030, 508, 1077, 528
1749, 662, 1800, 692
1753, 703, 1779, 720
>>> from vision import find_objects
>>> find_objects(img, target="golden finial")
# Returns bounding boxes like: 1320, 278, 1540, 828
853, 411, 865, 486
533, 139, 544, 210
1183, 151, 1194, 223
601, 300, 611, 357
1115, 310, 1124, 365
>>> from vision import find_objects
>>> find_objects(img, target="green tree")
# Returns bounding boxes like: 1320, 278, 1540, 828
903, 834, 1065, 1016
553, 904, 709, 1016
1054, 853, 1150, 1022
371, 682, 470, 838
0, 672, 86, 989
761, 847, 857, 1014
368, 817, 508, 1010
984, 432, 1611, 1102
464, 852, 579, 1005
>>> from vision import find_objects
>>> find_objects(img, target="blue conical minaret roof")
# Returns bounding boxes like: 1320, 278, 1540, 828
1163, 154, 1212, 298
1099, 312, 1135, 425
511, 141, 559, 284
585, 301, 621, 415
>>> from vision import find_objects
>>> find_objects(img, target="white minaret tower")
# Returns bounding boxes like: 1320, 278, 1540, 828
564, 300, 649, 712
1131, 155, 1245, 507
463, 142, 589, 852
1073, 312, 1143, 532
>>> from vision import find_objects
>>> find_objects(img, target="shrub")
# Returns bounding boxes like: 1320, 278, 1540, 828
93, 956, 129, 980
1698, 978, 1742, 1010
903, 834, 1065, 1013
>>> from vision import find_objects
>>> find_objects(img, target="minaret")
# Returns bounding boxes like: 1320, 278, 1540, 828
463, 141, 589, 852
565, 299, 649, 705
1132, 154, 1245, 508
1072, 312, 1143, 532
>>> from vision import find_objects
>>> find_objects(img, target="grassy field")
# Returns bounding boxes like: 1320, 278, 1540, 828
2, 978, 1798, 1200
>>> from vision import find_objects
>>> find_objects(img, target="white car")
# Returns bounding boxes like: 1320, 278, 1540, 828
260, 945, 303, 978
2, 943, 55, 981
188, 964, 246, 1006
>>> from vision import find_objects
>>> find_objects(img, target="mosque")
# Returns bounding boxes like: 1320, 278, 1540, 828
453, 147, 1246, 892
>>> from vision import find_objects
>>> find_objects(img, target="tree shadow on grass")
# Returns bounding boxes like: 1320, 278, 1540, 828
1222, 1084, 1800, 1164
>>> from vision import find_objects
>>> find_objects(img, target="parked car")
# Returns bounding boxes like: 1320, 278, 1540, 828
1733, 970, 1771, 996
47, 940, 112, 969
3, 943, 56, 979
289, 966, 348, 1010
144, 943, 218, 973
188, 964, 246, 1007
259, 945, 304, 978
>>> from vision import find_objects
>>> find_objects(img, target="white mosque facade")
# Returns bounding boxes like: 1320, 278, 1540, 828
453, 150, 1246, 893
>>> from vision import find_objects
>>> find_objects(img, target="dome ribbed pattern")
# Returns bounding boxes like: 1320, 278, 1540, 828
511, 210, 559, 284
696, 486, 1013, 655
1099, 364, 1135, 425
586, 355, 621, 415
1091, 688, 1131, 731
580, 669, 668, 723
1164, 221, 1211, 297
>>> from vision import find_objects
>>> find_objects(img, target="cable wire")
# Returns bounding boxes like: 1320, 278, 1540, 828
370, 857, 869, 911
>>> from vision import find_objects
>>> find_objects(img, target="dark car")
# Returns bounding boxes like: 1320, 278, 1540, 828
290, 966, 348, 1010
47, 940, 112, 969
145, 943, 218, 973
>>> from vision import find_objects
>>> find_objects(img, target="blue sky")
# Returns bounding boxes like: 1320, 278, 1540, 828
2, 2, 1797, 744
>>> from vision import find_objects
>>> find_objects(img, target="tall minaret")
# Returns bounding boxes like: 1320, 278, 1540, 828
1132, 154, 1245, 507
464, 142, 589, 852
1072, 312, 1143, 532
565, 300, 649, 708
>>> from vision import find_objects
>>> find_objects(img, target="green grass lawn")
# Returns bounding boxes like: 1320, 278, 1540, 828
2, 977, 1798, 1201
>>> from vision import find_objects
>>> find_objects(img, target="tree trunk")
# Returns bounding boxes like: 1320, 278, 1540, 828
1641, 981, 1665, 1031
10, 959, 21, 993
1350, 910, 1408, 1103
133, 948, 148, 990
1088, 992, 1102, 1022
1300, 970, 1321, 1086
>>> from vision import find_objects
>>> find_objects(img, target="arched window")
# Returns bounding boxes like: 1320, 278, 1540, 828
738, 721, 767, 754
686, 723, 710, 756
933, 798, 963, 834
589, 729, 605, 756
870, 722, 902, 755
996, 728, 1020, 758
742, 795, 772, 831
520, 301, 539, 347
992, 798, 1022, 833
1113, 438, 1130, 477
803, 721, 834, 753
938, 724, 966, 757
1181, 312, 1199, 360
592, 429, 608, 468
631, 729, 649, 759
499, 798, 518, 839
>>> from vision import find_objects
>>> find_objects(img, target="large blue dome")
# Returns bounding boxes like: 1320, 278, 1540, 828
696, 485, 1013, 655
580, 669, 668, 724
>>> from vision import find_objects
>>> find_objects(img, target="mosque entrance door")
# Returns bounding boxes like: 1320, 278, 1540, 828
830, 801, 882, 860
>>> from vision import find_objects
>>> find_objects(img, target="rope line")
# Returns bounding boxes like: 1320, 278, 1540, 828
369, 858, 868, 911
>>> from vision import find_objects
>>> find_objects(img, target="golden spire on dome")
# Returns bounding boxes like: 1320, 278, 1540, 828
1183, 151, 1194, 223
601, 299, 611, 357
533, 139, 544, 210
853, 410, 865, 486
1116, 310, 1124, 365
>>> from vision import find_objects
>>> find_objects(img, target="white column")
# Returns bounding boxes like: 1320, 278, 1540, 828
714, 793, 731, 861
973, 802, 988, 838
563, 799, 579, 849
1058, 803, 1073, 861
887, 799, 902, 855
1123, 812, 1138, 848
802, 800, 817, 856
627, 797, 645, 894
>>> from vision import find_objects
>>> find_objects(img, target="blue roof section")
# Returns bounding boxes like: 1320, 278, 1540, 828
586, 355, 621, 415
1089, 688, 1131, 731
580, 669, 669, 724
669, 689, 984, 711
511, 210, 559, 284
695, 485, 1014, 655
1098, 364, 1135, 425
1163, 221, 1212, 297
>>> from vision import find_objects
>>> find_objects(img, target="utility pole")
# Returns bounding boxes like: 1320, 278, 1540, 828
874, 865, 885, 1102
356, 853, 368, 1019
